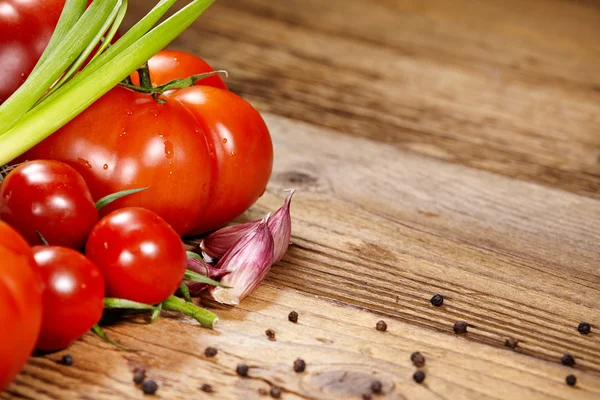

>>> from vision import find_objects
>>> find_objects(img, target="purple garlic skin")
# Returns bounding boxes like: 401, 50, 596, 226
268, 189, 294, 263
200, 190, 295, 262
211, 216, 274, 305
185, 257, 231, 296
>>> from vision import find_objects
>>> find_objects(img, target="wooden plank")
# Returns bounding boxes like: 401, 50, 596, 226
125, 0, 600, 198
4, 286, 600, 400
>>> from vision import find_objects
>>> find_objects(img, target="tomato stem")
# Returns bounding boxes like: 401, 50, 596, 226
137, 62, 154, 90
162, 295, 218, 329
150, 302, 163, 323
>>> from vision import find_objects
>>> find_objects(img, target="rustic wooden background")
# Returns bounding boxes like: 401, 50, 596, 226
3, 0, 600, 399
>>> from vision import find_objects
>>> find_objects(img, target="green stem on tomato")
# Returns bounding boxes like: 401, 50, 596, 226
137, 62, 153, 90
150, 302, 163, 323
35, 231, 49, 246
103, 298, 157, 311
0, 0, 216, 165
95, 187, 149, 211
162, 295, 218, 329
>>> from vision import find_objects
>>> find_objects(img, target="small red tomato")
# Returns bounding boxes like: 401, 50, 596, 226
0, 160, 98, 249
85, 207, 187, 305
32, 246, 105, 351
0, 222, 43, 391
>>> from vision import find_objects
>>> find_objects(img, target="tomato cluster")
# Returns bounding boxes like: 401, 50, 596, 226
0, 160, 188, 391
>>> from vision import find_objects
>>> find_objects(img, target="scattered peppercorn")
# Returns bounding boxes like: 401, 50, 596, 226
236, 364, 249, 377
413, 370, 426, 384
201, 383, 213, 393
141, 380, 158, 395
453, 321, 468, 334
269, 386, 282, 398
293, 358, 306, 373
58, 355, 73, 366
504, 337, 519, 349
410, 352, 426, 368
362, 394, 372, 400
578, 322, 591, 335
561, 354, 575, 367
133, 368, 146, 384
430, 294, 444, 307
566, 374, 577, 387
371, 380, 382, 394
266, 329, 276, 341
204, 346, 218, 357
376, 320, 387, 332
288, 311, 299, 323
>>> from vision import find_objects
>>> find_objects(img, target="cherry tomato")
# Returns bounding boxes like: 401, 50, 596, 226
32, 246, 105, 351
85, 207, 187, 305
130, 50, 227, 90
0, 160, 98, 249
0, 222, 43, 391
0, 0, 65, 103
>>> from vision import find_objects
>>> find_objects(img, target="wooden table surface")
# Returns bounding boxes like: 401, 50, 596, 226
4, 0, 600, 399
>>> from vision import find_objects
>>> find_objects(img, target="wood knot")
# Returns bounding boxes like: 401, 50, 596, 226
276, 171, 318, 187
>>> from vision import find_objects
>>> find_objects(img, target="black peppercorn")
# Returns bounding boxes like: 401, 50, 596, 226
410, 352, 426, 368
566, 374, 577, 386
141, 380, 158, 395
133, 368, 146, 384
269, 386, 282, 398
204, 346, 218, 357
266, 329, 276, 341
293, 358, 306, 373
201, 383, 213, 393
58, 355, 74, 366
561, 354, 575, 367
370, 380, 382, 394
453, 321, 468, 334
288, 311, 299, 323
504, 337, 519, 349
413, 370, 426, 383
376, 320, 387, 332
236, 364, 249, 377
578, 322, 591, 335
430, 294, 444, 307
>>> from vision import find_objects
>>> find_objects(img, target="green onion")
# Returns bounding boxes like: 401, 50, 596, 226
0, 0, 215, 165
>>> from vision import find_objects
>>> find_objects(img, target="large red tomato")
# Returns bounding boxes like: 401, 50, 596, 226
21, 53, 273, 236
0, 0, 65, 103
0, 222, 43, 391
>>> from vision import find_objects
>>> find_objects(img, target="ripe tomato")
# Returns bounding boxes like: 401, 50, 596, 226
21, 52, 273, 236
131, 50, 227, 90
0, 160, 98, 249
0, 222, 43, 391
85, 207, 187, 305
32, 246, 105, 351
0, 0, 65, 103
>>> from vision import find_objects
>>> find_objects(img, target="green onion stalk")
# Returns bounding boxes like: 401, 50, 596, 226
0, 0, 215, 165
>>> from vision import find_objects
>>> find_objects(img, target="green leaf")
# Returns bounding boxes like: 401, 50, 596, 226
95, 187, 149, 210
184, 270, 230, 289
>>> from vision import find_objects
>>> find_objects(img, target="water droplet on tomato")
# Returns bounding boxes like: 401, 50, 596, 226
103, 164, 108, 170
222, 138, 227, 143
77, 158, 92, 169
126, 110, 133, 115
164, 141, 174, 159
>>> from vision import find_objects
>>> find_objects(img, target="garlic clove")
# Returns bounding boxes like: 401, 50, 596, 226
211, 216, 274, 305
268, 189, 295, 263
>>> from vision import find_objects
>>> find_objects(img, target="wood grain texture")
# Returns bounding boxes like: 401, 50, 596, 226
4, 0, 600, 399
